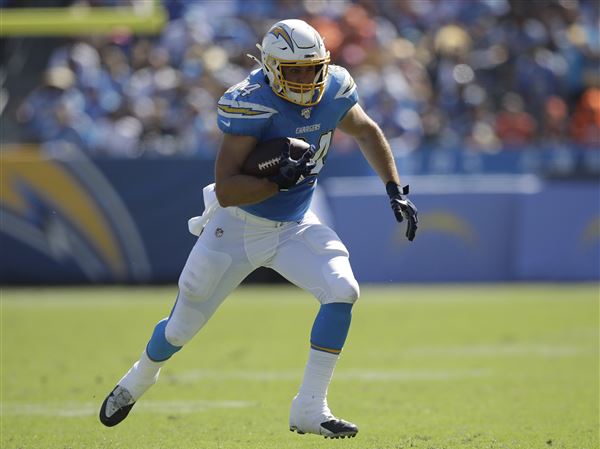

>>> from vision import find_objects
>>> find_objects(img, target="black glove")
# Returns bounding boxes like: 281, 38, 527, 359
386, 182, 418, 242
269, 144, 316, 191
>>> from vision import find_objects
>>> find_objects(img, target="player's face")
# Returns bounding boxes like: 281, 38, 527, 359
281, 65, 317, 92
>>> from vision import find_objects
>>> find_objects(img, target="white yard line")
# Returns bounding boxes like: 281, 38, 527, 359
0, 399, 254, 417
401, 344, 591, 357
171, 368, 489, 383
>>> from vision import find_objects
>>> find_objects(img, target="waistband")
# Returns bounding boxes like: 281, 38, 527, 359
228, 207, 286, 228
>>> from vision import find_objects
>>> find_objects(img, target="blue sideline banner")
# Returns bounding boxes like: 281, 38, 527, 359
324, 176, 599, 283
326, 183, 516, 283
1, 149, 598, 284
514, 182, 600, 281
0, 149, 209, 284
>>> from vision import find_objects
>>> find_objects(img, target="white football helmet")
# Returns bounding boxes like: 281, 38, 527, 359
250, 19, 330, 106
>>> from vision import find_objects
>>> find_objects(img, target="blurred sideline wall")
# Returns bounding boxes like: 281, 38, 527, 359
1, 1, 599, 284
1, 146, 598, 284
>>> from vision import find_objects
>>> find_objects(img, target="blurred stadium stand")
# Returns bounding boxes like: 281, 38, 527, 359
0, 0, 598, 284
2, 0, 599, 158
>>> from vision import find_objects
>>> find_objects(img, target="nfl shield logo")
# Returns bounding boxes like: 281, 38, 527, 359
301, 108, 312, 119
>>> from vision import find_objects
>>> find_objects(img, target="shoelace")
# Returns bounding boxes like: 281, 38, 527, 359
108, 388, 133, 415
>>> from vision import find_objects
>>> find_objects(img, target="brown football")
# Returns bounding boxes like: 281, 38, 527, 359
242, 137, 311, 177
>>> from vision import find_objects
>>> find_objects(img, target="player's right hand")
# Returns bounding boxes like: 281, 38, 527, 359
386, 182, 418, 241
269, 145, 316, 191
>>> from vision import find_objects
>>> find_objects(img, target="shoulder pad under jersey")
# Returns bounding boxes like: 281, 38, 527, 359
321, 65, 359, 120
217, 70, 278, 138
328, 65, 359, 103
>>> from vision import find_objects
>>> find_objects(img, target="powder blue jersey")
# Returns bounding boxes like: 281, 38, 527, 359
217, 65, 359, 222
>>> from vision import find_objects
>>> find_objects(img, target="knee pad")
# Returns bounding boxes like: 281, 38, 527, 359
322, 256, 360, 305
328, 274, 360, 304
178, 243, 232, 302
301, 226, 359, 304
164, 296, 208, 347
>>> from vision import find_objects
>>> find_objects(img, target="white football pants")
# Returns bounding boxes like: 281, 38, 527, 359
164, 194, 359, 348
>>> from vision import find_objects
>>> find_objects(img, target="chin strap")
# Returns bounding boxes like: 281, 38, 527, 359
246, 54, 262, 68
246, 43, 264, 69
247, 44, 280, 93
247, 43, 264, 67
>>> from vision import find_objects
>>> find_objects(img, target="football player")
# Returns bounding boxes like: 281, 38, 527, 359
100, 19, 418, 439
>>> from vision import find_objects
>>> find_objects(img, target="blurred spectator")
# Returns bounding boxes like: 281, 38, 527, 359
570, 87, 600, 147
541, 95, 570, 145
10, 0, 600, 157
17, 67, 83, 141
495, 92, 537, 148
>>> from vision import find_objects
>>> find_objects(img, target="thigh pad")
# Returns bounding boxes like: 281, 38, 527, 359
178, 243, 232, 302
301, 225, 349, 257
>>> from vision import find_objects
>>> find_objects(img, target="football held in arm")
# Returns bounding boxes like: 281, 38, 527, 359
99, 18, 418, 439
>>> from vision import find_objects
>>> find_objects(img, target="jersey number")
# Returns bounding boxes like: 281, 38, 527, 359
296, 130, 333, 176
226, 80, 261, 98
311, 130, 333, 175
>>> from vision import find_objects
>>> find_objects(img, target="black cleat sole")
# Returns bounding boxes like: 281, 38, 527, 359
320, 418, 358, 438
99, 386, 136, 427
290, 426, 358, 439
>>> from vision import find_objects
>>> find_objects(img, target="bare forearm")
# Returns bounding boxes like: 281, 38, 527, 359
215, 175, 278, 207
355, 125, 400, 185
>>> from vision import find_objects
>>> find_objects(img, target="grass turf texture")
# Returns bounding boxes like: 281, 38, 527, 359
1, 284, 598, 449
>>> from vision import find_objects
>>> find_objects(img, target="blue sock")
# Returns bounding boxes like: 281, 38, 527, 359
310, 302, 353, 354
146, 318, 182, 362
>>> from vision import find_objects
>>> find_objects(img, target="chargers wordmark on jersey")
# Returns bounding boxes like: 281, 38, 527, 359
296, 124, 321, 134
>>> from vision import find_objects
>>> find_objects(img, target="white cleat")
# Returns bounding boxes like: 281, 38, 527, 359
289, 395, 358, 439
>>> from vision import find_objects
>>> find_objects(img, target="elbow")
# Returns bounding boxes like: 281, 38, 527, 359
215, 182, 235, 208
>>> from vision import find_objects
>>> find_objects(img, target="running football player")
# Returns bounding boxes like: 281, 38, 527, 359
100, 19, 418, 439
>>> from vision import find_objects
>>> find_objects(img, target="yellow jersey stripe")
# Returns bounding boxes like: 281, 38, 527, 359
217, 104, 265, 116
310, 344, 342, 354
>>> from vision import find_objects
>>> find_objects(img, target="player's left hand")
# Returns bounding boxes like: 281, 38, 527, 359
386, 182, 418, 241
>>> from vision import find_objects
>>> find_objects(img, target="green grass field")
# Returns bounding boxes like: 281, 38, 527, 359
1, 284, 598, 449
